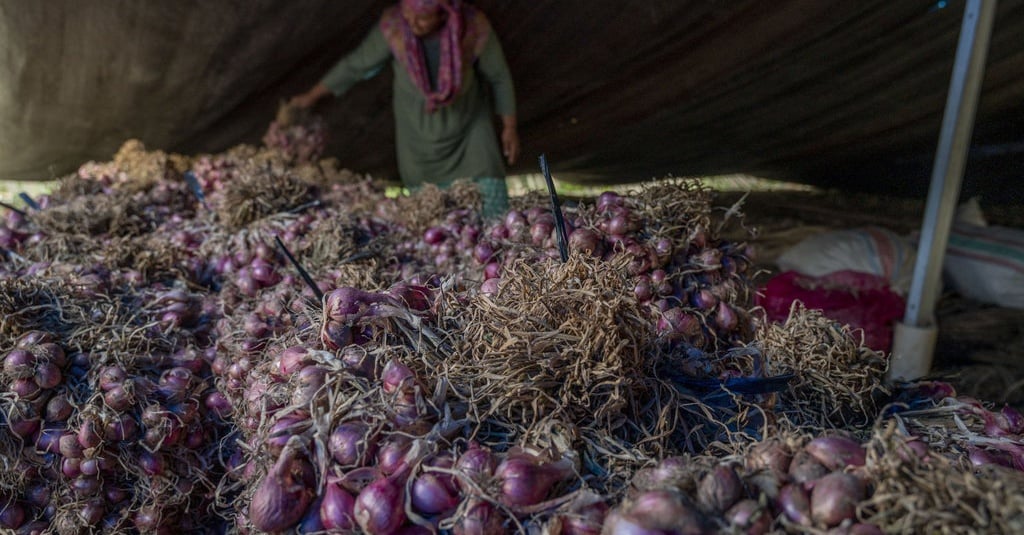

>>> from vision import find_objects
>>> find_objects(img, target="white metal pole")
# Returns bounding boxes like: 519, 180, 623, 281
889, 0, 998, 381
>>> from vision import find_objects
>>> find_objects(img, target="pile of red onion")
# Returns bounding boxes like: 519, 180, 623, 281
603, 434, 898, 534
2, 120, 1019, 535
261, 105, 329, 164
0, 322, 232, 532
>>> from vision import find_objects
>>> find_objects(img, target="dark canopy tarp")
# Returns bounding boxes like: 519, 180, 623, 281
2, 0, 1023, 197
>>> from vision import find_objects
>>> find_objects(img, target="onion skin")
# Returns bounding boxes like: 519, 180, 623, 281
747, 440, 792, 479
805, 437, 866, 471
495, 453, 574, 508
7, 415, 38, 441
354, 477, 406, 534
4, 348, 36, 377
456, 444, 497, 492
15, 520, 49, 535
204, 391, 232, 419
895, 439, 930, 463
58, 430, 83, 455
557, 500, 608, 535
35, 426, 64, 454
36, 342, 66, 368
483, 262, 501, 280
788, 451, 829, 487
725, 499, 771, 535
410, 471, 460, 515
714, 302, 738, 332
381, 360, 415, 394
474, 242, 496, 264
968, 446, 1012, 468
424, 226, 446, 245
105, 486, 130, 505
17, 330, 53, 348
11, 378, 41, 400
453, 498, 504, 535
275, 346, 310, 377
0, 502, 26, 530
71, 475, 101, 496
776, 484, 812, 526
596, 191, 622, 211
810, 472, 865, 528
657, 308, 703, 343
103, 385, 133, 412
376, 436, 413, 476
292, 365, 327, 405
340, 347, 375, 377
614, 490, 710, 535
25, 484, 50, 508
78, 418, 102, 449
139, 450, 165, 476
133, 505, 161, 532
744, 471, 782, 502
696, 465, 744, 514
104, 414, 139, 442
568, 228, 605, 258
320, 479, 357, 531
249, 446, 316, 533
626, 453, 684, 487
298, 495, 326, 533
329, 422, 373, 466
98, 366, 126, 391
78, 498, 105, 526
34, 361, 62, 389
480, 278, 500, 295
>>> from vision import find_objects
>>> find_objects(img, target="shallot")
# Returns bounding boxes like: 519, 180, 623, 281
805, 436, 866, 470
354, 476, 406, 534
249, 444, 316, 533
321, 479, 357, 531
810, 472, 865, 527
495, 452, 575, 508
696, 464, 744, 514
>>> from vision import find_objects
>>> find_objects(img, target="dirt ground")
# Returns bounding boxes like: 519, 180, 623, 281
715, 188, 1024, 409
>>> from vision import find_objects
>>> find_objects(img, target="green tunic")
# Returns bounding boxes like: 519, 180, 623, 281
321, 25, 516, 189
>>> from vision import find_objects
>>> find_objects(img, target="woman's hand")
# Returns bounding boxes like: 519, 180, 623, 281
290, 83, 329, 109
501, 115, 520, 166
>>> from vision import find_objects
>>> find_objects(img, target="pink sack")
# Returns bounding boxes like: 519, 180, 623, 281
757, 270, 906, 351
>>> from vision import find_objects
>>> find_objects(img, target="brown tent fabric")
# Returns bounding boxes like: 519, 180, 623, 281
2, 1, 1023, 195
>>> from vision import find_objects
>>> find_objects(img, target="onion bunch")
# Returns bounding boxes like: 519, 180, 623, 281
394, 190, 758, 352
616, 436, 886, 534
262, 104, 329, 164
11, 113, 1002, 535
1, 345, 231, 532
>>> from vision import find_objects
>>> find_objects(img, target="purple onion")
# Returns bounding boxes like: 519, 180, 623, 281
35, 426, 64, 454
204, 391, 232, 419
473, 242, 495, 264
354, 477, 406, 535
329, 422, 373, 466
320, 479, 357, 531
139, 450, 165, 476
411, 471, 460, 515
423, 227, 446, 245
0, 502, 26, 530
480, 278, 500, 295
483, 262, 501, 280
3, 349, 35, 376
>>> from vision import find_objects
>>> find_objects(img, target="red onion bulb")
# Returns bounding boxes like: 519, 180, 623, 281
354, 477, 405, 535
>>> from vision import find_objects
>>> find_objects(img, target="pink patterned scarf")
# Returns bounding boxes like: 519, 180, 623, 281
380, 0, 491, 112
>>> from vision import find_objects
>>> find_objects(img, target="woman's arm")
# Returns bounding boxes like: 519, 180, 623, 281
477, 34, 519, 165
292, 27, 391, 108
